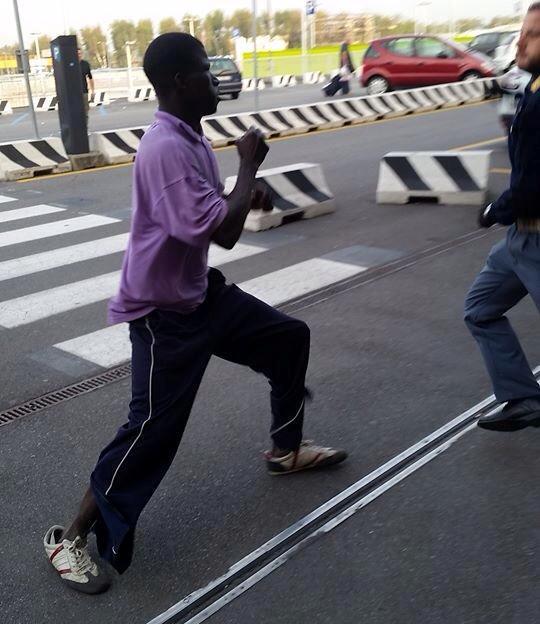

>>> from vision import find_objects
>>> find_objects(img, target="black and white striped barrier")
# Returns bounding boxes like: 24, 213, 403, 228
128, 87, 156, 103
86, 79, 498, 173
376, 151, 492, 206
33, 96, 58, 112
0, 138, 72, 181
272, 75, 297, 88
224, 162, 335, 232
303, 71, 327, 85
0, 100, 13, 116
89, 127, 147, 164
89, 91, 110, 107
242, 78, 266, 91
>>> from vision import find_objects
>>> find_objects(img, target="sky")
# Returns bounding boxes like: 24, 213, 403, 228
2, 0, 525, 46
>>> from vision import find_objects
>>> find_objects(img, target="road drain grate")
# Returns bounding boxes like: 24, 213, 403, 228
0, 364, 131, 428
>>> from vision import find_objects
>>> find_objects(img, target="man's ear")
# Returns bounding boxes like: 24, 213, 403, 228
173, 72, 188, 92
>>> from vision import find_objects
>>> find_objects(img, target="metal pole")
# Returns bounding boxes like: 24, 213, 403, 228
126, 43, 133, 95
12, 0, 40, 139
252, 0, 259, 111
301, 3, 307, 77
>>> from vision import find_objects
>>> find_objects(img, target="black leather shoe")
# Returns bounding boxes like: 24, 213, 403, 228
478, 398, 540, 431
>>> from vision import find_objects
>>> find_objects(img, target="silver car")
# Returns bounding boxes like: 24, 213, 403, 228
499, 67, 531, 133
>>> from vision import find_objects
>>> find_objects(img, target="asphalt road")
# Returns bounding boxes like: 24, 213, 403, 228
1, 102, 538, 624
0, 83, 364, 143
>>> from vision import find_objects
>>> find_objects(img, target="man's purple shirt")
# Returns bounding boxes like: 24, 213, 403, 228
108, 111, 228, 325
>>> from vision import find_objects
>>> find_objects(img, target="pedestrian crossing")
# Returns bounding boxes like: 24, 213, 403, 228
0, 195, 376, 374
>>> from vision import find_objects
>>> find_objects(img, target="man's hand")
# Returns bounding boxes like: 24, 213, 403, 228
251, 181, 273, 212
236, 128, 269, 169
478, 204, 496, 228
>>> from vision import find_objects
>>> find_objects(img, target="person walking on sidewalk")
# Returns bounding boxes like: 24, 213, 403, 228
78, 47, 94, 127
464, 3, 540, 432
44, 33, 347, 594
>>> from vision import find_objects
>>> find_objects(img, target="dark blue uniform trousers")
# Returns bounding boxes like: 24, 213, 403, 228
464, 226, 540, 403
91, 268, 310, 573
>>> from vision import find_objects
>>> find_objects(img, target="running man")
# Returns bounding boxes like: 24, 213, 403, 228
465, 3, 540, 431
44, 33, 347, 594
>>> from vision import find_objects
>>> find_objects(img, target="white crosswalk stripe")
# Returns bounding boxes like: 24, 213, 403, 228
0, 233, 129, 282
0, 214, 119, 248
54, 258, 366, 367
0, 204, 64, 224
0, 195, 17, 204
0, 201, 370, 371
0, 271, 121, 328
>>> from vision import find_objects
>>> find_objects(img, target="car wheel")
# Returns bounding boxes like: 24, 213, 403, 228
231, 92, 240, 100
461, 71, 482, 81
366, 75, 390, 95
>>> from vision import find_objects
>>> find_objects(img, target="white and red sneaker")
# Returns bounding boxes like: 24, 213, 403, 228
44, 526, 110, 594
265, 440, 348, 475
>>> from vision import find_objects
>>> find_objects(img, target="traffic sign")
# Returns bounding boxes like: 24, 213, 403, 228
306, 0, 316, 16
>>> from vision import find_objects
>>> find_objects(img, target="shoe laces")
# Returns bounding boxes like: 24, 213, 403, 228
66, 538, 94, 575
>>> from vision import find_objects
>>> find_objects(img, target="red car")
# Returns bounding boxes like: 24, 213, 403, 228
360, 35, 496, 95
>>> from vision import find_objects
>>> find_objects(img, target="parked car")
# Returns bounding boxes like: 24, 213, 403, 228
360, 35, 496, 95
492, 32, 520, 74
499, 66, 531, 133
209, 56, 242, 99
467, 29, 520, 59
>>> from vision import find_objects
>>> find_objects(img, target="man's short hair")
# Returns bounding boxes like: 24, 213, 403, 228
529, 2, 540, 11
143, 33, 205, 95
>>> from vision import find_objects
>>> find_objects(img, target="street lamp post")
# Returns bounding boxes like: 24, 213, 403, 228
12, 0, 40, 139
252, 0, 259, 111
125, 40, 136, 95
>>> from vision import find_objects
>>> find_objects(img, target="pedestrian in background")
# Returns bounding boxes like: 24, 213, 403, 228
78, 47, 94, 127
464, 3, 540, 432
323, 38, 355, 97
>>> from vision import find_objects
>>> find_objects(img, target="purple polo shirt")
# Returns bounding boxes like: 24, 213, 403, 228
108, 111, 228, 325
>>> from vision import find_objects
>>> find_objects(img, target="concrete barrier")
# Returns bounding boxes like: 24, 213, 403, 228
224, 162, 335, 232
89, 127, 147, 164
272, 75, 297, 88
303, 71, 326, 85
376, 151, 492, 206
0, 100, 13, 116
0, 138, 72, 181
128, 87, 155, 103
242, 78, 266, 91
89, 91, 110, 107
33, 96, 58, 112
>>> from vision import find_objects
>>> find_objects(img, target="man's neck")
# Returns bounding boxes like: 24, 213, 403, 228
158, 105, 202, 134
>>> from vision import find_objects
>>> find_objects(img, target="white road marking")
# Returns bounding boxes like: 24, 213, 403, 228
0, 204, 64, 224
0, 215, 119, 248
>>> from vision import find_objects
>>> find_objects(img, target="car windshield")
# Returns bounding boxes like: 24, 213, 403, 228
210, 58, 238, 75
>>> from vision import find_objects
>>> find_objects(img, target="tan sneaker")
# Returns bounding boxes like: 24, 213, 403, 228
265, 440, 347, 475
44, 526, 110, 594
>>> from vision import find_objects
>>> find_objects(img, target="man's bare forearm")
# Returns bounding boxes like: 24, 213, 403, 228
213, 162, 258, 249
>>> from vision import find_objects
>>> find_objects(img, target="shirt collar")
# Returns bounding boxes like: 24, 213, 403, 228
154, 110, 203, 143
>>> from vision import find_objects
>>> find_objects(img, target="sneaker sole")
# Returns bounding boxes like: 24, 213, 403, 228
267, 450, 348, 475
477, 410, 540, 432
63, 576, 111, 595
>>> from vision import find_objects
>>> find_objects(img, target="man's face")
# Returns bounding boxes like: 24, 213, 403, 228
77, 49, 82, 61
180, 48, 220, 116
517, 10, 540, 74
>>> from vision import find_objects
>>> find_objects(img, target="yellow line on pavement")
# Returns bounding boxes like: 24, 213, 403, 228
490, 167, 511, 174
450, 136, 506, 151
16, 100, 492, 183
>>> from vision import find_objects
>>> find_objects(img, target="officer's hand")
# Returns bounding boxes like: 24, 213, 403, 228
478, 204, 496, 228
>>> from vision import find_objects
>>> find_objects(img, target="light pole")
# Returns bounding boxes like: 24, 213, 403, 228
252, 0, 259, 111
125, 40, 136, 95
12, 0, 40, 138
